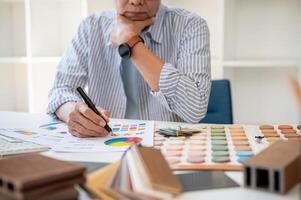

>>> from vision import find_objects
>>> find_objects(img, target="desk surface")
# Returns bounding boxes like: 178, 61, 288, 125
0, 111, 299, 200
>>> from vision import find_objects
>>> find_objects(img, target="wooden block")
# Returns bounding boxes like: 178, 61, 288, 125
244, 141, 300, 194
0, 154, 85, 200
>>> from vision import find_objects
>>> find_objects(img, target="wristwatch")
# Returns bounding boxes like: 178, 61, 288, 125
118, 35, 144, 59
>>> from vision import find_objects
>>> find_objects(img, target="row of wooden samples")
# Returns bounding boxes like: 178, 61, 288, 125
85, 144, 182, 200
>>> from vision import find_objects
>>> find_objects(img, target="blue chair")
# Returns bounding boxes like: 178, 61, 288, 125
200, 79, 233, 124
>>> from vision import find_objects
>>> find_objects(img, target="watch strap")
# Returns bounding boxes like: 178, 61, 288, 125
127, 35, 144, 48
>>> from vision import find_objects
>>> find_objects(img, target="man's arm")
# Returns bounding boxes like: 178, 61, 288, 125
152, 18, 211, 123
131, 42, 164, 91
48, 17, 110, 137
110, 15, 163, 92
110, 16, 211, 123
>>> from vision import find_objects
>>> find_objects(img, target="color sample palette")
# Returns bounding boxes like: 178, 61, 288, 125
154, 124, 301, 171
104, 137, 142, 147
111, 123, 146, 137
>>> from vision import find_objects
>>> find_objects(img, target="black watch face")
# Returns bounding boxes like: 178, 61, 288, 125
118, 44, 131, 59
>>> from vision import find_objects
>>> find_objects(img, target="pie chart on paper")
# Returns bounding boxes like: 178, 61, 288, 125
104, 137, 142, 147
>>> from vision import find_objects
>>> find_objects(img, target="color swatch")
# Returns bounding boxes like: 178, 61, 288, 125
111, 123, 146, 137
104, 137, 142, 147
259, 124, 301, 143
41, 126, 58, 131
39, 121, 62, 131
14, 130, 37, 136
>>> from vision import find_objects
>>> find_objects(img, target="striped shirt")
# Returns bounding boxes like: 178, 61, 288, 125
47, 4, 211, 123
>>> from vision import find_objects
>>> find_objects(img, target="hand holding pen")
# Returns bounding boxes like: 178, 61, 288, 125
76, 87, 112, 133
60, 87, 112, 138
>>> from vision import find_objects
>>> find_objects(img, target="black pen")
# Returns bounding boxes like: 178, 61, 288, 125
76, 87, 112, 133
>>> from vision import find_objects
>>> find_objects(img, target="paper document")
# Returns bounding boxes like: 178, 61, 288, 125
0, 119, 154, 153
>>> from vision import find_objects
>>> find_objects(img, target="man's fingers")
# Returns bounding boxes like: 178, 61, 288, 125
117, 14, 130, 22
68, 120, 108, 137
68, 120, 96, 137
76, 102, 106, 127
97, 107, 110, 122
72, 110, 109, 135
67, 102, 111, 138
70, 129, 87, 138
68, 124, 88, 138
102, 111, 110, 122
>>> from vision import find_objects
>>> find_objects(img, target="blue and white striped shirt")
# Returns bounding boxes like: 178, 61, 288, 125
47, 4, 211, 123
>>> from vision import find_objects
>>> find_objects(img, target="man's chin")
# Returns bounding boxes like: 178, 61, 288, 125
123, 14, 151, 21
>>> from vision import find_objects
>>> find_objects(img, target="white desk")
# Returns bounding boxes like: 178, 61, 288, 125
0, 111, 299, 200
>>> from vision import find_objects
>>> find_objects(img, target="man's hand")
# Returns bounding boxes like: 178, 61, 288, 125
110, 15, 155, 46
55, 101, 110, 138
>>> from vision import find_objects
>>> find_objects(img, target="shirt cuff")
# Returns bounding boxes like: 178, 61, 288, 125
47, 93, 81, 117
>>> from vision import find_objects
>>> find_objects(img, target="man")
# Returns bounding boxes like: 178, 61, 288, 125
47, 0, 211, 138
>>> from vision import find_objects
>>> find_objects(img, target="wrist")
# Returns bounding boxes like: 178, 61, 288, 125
55, 101, 77, 122
118, 35, 144, 59
131, 42, 144, 57
122, 33, 138, 45
126, 35, 143, 47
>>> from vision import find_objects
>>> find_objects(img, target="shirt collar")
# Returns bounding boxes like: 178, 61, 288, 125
105, 4, 166, 46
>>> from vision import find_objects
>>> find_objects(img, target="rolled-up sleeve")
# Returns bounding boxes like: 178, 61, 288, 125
152, 18, 211, 123
47, 17, 91, 116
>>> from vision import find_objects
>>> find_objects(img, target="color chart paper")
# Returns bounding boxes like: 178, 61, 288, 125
0, 119, 154, 153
